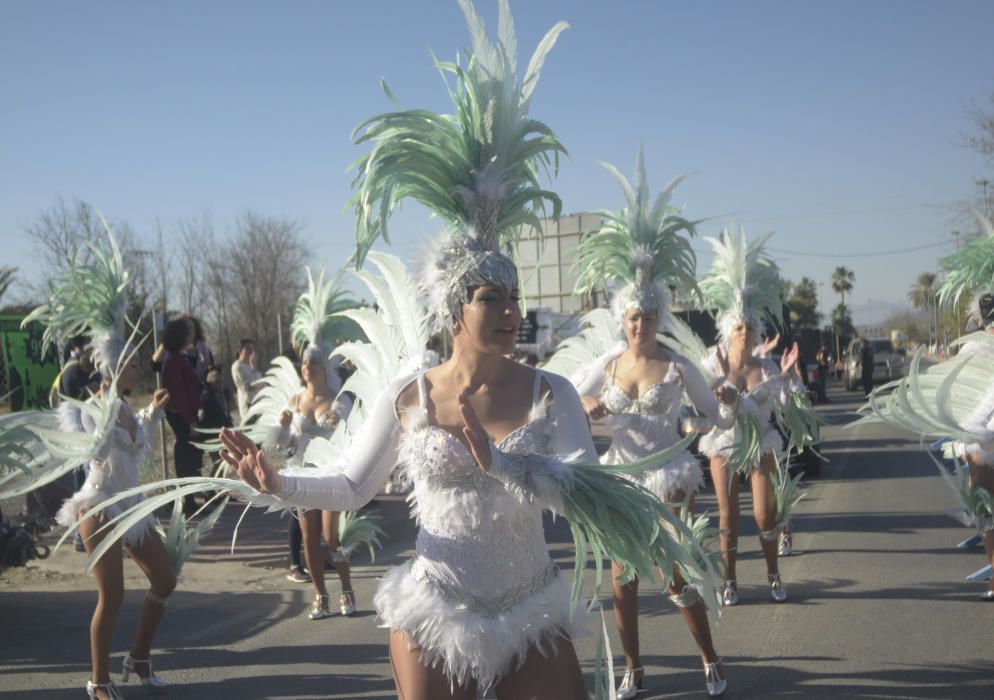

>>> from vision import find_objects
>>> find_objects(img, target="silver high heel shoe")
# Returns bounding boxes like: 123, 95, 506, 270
768, 573, 788, 603
340, 590, 357, 616
86, 680, 123, 699
616, 666, 644, 699
704, 659, 727, 697
721, 580, 738, 606
309, 593, 333, 620
122, 654, 167, 694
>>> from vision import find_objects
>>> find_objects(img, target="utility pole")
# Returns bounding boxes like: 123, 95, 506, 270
979, 179, 991, 218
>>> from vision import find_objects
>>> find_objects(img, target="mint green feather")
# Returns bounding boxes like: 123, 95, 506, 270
338, 509, 386, 562
575, 147, 700, 298
349, 0, 568, 265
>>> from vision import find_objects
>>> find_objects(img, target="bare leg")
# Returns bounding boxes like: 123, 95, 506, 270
300, 509, 328, 597
751, 454, 779, 575
125, 530, 177, 671
495, 634, 588, 700
79, 514, 124, 700
711, 457, 739, 582
664, 499, 721, 672
388, 629, 477, 700
323, 510, 353, 594
611, 560, 641, 673
967, 457, 994, 593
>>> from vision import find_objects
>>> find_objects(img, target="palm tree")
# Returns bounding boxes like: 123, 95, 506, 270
831, 266, 855, 307
907, 272, 938, 346
830, 266, 855, 362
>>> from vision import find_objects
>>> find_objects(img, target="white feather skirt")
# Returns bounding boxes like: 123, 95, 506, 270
57, 485, 155, 548
374, 558, 587, 690
698, 425, 784, 462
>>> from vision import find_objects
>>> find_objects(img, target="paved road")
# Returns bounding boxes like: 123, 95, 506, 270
2, 381, 993, 698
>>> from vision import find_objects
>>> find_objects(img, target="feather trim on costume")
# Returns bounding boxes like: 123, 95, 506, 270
374, 559, 585, 691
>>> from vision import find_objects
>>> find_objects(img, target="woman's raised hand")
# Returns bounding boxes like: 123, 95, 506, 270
781, 342, 801, 375
458, 391, 493, 471
220, 428, 282, 494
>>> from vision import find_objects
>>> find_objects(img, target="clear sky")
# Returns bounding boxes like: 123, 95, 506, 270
2, 0, 992, 326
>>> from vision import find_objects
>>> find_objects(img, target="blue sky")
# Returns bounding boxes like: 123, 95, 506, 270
2, 0, 992, 326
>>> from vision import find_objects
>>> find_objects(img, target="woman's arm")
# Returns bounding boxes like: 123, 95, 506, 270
677, 356, 736, 430
227, 376, 411, 512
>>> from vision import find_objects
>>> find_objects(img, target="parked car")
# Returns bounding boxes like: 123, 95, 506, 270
843, 337, 906, 390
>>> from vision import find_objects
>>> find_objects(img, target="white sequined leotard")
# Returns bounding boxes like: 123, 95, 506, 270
56, 400, 163, 547
263, 368, 597, 690
698, 350, 790, 461
576, 347, 734, 502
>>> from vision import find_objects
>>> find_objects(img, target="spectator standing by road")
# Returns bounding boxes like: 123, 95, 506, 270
231, 339, 264, 422
160, 318, 203, 516
815, 345, 831, 403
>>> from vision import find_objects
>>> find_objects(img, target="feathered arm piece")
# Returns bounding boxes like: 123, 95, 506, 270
574, 146, 699, 309
775, 390, 823, 458
155, 494, 229, 576
337, 509, 387, 562
853, 332, 994, 444
348, 0, 568, 266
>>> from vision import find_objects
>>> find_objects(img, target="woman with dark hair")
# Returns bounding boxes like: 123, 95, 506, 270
179, 315, 214, 385
160, 317, 203, 515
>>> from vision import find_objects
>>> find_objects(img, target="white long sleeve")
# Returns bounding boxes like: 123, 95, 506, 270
675, 356, 735, 430
271, 375, 410, 512
573, 344, 625, 398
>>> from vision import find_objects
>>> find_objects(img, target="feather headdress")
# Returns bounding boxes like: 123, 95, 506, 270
22, 215, 131, 376
575, 146, 698, 320
349, 0, 568, 330
290, 268, 357, 392
938, 211, 994, 326
699, 226, 784, 344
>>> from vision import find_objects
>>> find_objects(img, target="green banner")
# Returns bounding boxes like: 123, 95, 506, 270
0, 315, 59, 411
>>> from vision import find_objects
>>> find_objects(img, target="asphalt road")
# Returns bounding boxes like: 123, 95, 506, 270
2, 381, 993, 699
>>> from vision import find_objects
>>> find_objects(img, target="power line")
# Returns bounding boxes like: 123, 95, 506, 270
766, 240, 950, 258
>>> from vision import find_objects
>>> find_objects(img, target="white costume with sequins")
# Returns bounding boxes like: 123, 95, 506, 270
576, 347, 734, 502
698, 351, 792, 462
273, 391, 353, 474
266, 368, 595, 689
56, 401, 163, 547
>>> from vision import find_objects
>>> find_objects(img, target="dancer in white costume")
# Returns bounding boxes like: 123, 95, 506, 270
857, 212, 994, 599
566, 149, 732, 697
274, 269, 358, 618
216, 3, 717, 695
74, 5, 718, 698
21, 228, 177, 700
696, 228, 804, 607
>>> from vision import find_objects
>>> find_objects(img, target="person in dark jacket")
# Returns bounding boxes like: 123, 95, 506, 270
160, 318, 203, 515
